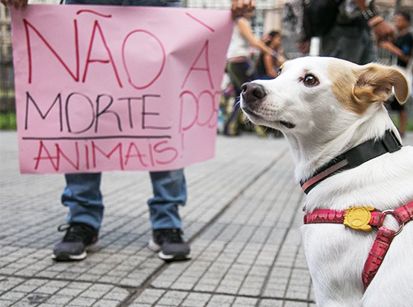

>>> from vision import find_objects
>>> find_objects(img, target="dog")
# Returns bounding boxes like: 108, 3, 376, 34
240, 56, 413, 307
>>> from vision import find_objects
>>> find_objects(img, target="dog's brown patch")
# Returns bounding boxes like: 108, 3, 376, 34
328, 63, 364, 114
329, 62, 409, 114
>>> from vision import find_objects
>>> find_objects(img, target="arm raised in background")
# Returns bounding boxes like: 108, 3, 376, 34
354, 0, 394, 41
263, 50, 285, 78
231, 0, 255, 19
379, 40, 412, 64
1, 0, 28, 9
237, 17, 274, 56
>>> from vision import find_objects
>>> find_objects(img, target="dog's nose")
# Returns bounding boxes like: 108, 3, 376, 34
241, 82, 267, 103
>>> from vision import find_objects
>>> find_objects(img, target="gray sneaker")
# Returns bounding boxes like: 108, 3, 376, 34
52, 223, 98, 261
148, 228, 190, 262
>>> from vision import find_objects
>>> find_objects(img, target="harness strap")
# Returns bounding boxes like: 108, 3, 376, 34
304, 200, 413, 290
303, 208, 385, 229
362, 227, 395, 289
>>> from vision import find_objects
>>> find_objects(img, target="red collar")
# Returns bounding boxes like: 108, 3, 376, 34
304, 200, 413, 289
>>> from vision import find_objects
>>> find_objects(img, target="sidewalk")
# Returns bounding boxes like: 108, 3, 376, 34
2, 131, 410, 307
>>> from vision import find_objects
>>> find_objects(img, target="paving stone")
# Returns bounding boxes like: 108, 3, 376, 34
0, 300, 13, 307
206, 294, 234, 307
181, 292, 211, 307
92, 299, 120, 307
67, 297, 97, 306
44, 295, 74, 305
233, 297, 258, 306
156, 290, 188, 305
131, 289, 165, 304
284, 301, 310, 307
0, 291, 27, 301
103, 287, 130, 301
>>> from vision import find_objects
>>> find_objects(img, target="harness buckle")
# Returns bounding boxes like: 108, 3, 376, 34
381, 209, 404, 235
344, 206, 374, 232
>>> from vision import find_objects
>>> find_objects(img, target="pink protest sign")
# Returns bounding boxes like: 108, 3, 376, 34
10, 4, 232, 174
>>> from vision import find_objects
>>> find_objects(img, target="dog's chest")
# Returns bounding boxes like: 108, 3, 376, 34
300, 146, 413, 305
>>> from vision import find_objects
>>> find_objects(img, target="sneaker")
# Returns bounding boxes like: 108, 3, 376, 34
52, 223, 98, 261
148, 228, 191, 262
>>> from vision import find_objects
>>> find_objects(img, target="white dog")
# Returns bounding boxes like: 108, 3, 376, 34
240, 56, 413, 307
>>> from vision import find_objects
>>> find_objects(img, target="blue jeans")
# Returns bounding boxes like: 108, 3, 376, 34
63, 0, 186, 231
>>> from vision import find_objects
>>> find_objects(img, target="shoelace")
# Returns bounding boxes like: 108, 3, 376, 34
57, 223, 92, 243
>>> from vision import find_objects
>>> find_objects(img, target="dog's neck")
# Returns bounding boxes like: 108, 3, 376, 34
286, 106, 399, 183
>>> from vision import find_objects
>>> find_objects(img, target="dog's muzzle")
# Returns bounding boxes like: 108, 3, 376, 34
241, 82, 267, 107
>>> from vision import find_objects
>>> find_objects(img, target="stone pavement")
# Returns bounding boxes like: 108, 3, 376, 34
1, 131, 411, 307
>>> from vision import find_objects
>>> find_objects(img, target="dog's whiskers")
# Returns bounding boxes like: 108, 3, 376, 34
233, 99, 241, 110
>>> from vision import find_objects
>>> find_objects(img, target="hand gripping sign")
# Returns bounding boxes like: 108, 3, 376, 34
10, 4, 233, 173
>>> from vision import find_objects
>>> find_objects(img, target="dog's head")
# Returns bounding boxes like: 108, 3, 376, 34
240, 57, 409, 138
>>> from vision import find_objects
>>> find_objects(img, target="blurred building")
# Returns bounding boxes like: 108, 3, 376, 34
0, 0, 59, 57
1, 0, 59, 60
0, 6, 13, 116
0, 0, 59, 118
187, 0, 285, 36
0, 7, 11, 59
377, 0, 413, 10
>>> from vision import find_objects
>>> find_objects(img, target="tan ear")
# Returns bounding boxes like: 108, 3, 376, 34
352, 64, 409, 105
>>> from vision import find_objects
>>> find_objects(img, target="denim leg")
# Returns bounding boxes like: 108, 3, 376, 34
148, 169, 187, 230
62, 173, 104, 230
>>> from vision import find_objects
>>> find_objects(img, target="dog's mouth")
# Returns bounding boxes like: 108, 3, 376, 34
242, 106, 295, 129
241, 106, 262, 119
279, 121, 295, 129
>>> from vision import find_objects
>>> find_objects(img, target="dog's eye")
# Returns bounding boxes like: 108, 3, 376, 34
277, 68, 282, 76
303, 74, 319, 87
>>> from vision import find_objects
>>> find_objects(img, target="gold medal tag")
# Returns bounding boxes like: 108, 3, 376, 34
344, 206, 375, 232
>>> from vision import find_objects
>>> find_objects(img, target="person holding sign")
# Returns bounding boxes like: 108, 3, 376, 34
2, 0, 255, 262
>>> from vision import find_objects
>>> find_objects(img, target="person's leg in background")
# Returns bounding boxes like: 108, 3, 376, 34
124, 0, 191, 262
52, 0, 124, 263
399, 108, 408, 138
147, 169, 190, 261
358, 28, 377, 65
390, 98, 408, 138
224, 60, 251, 136
53, 173, 102, 261
54, 0, 190, 263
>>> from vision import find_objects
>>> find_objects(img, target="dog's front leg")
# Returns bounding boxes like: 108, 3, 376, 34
301, 225, 368, 307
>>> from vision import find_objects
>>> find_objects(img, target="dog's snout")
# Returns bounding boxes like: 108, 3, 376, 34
241, 82, 267, 103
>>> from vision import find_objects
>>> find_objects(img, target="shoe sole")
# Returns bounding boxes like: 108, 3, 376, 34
158, 251, 191, 262
52, 251, 87, 261
148, 239, 190, 261
51, 243, 97, 262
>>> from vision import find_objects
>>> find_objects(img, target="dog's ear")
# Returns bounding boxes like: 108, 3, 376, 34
352, 64, 409, 105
